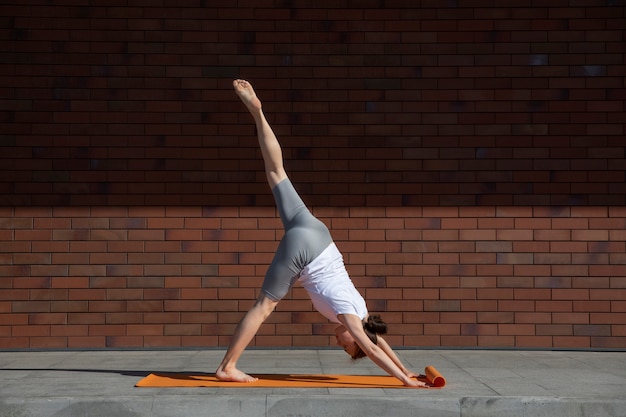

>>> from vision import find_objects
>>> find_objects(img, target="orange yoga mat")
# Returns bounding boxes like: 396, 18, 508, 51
135, 366, 445, 389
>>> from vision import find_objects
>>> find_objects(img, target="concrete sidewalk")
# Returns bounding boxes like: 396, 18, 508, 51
1, 349, 625, 417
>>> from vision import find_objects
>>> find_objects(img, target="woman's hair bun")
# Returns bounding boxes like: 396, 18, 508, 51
364, 314, 387, 335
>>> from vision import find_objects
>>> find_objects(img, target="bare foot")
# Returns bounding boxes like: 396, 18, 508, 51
215, 366, 258, 383
233, 79, 262, 114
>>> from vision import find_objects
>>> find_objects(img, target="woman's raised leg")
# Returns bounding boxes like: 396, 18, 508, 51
232, 79, 287, 189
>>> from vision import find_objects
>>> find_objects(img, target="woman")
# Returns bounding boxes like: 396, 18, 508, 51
215, 80, 425, 388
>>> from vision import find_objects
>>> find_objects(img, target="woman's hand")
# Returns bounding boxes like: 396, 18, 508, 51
404, 370, 420, 379
404, 377, 428, 388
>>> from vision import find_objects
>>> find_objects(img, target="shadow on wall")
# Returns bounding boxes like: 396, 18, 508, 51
2, 1, 625, 207
1, 136, 624, 207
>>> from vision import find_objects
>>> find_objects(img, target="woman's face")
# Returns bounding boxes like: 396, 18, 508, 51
334, 325, 358, 357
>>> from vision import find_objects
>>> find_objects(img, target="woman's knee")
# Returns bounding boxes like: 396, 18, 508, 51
254, 294, 279, 319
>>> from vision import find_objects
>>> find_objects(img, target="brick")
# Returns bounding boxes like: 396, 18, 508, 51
51, 300, 88, 313
12, 301, 50, 313
424, 300, 460, 312
401, 241, 438, 254
423, 277, 459, 288
553, 336, 591, 349
536, 301, 573, 312
590, 241, 625, 253
499, 300, 535, 312
438, 241, 475, 253
106, 265, 143, 277
514, 289, 551, 300
534, 276, 571, 288
478, 335, 516, 347
536, 324, 573, 336
550, 241, 589, 253
574, 324, 612, 336
405, 218, 441, 230
515, 312, 551, 324
534, 253, 571, 265
496, 229, 534, 241
143, 336, 181, 347
108, 241, 145, 252
51, 324, 88, 337
461, 323, 497, 336
463, 299, 499, 312
478, 218, 515, 229
573, 301, 611, 313
572, 230, 610, 241
477, 311, 515, 324
534, 230, 571, 241
424, 323, 460, 336
499, 324, 536, 336
422, 230, 459, 241
553, 312, 589, 324
477, 265, 514, 276
441, 335, 477, 347
497, 253, 534, 264
515, 265, 551, 276
460, 229, 497, 241
30, 289, 68, 301
106, 289, 143, 301
552, 288, 589, 300
611, 278, 626, 289
460, 253, 497, 265
68, 337, 106, 348
69, 241, 106, 253
13, 277, 50, 289
513, 218, 550, 230
589, 312, 626, 324
28, 313, 67, 326
460, 276, 497, 288
551, 265, 589, 277
30, 337, 68, 349
572, 277, 610, 289
476, 241, 512, 253
423, 253, 459, 265
591, 336, 626, 349
515, 336, 553, 348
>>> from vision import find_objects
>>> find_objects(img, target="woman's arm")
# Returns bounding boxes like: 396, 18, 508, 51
376, 336, 419, 378
338, 314, 425, 387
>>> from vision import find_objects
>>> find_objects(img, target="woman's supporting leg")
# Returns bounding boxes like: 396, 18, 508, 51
232, 79, 287, 189
215, 295, 278, 382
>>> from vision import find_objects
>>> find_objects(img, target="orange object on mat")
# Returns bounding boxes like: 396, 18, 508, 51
135, 366, 445, 389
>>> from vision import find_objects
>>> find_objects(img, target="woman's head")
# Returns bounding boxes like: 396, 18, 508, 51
334, 315, 388, 360
334, 325, 359, 357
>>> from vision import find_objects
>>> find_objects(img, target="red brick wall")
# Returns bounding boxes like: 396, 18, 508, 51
1, 2, 625, 349
1, 205, 626, 349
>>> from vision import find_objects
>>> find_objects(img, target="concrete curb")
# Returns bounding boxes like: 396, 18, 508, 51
1, 349, 625, 417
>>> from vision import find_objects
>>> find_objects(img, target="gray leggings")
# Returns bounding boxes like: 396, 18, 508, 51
261, 179, 332, 301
